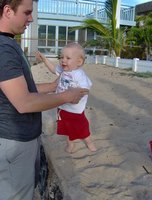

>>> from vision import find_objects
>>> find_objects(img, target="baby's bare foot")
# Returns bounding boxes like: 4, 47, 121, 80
65, 142, 75, 154
86, 141, 97, 152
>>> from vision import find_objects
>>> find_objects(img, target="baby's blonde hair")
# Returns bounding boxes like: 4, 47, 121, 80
62, 43, 85, 64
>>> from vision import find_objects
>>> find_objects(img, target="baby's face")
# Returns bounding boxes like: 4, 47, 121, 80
59, 47, 83, 71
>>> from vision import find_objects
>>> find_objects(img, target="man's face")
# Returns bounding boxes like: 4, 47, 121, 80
9, 0, 33, 35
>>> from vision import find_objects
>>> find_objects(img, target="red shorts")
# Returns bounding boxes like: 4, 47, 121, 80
57, 109, 90, 141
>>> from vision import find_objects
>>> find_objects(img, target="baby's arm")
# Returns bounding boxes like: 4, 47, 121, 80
35, 51, 56, 74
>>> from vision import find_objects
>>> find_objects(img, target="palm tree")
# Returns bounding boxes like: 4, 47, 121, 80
71, 0, 125, 57
126, 12, 152, 60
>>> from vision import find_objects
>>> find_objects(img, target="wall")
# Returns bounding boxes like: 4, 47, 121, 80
85, 55, 152, 73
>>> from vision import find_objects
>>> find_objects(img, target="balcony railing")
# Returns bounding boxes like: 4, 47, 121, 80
38, 0, 135, 25
38, 0, 104, 17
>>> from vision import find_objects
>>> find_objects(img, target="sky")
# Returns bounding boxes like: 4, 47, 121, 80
122, 0, 152, 6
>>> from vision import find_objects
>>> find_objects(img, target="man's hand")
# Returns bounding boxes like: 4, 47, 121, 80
49, 78, 59, 92
65, 87, 89, 104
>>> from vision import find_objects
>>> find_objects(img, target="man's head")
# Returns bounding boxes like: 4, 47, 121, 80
0, 0, 38, 15
0, 0, 22, 16
0, 0, 36, 35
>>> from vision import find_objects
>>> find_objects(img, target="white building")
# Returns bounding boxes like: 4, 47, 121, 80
22, 0, 136, 60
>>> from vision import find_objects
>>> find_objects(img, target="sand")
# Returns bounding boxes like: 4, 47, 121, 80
32, 62, 152, 200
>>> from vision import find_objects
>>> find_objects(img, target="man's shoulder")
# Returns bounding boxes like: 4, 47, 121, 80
0, 35, 15, 44
0, 35, 19, 53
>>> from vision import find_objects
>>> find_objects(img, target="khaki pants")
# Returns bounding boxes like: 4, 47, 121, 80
0, 137, 39, 200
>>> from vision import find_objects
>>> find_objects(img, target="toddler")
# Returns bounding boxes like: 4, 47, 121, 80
35, 43, 97, 153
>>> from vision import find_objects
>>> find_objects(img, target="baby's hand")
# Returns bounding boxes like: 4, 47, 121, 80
35, 51, 45, 62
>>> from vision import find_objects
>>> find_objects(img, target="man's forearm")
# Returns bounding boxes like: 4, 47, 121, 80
36, 82, 57, 93
17, 87, 87, 114
18, 92, 68, 113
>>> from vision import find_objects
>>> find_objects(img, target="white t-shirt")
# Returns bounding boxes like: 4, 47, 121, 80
55, 65, 92, 113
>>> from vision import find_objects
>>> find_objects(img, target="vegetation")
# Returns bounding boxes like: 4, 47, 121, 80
15, 34, 21, 44
120, 70, 152, 78
126, 12, 152, 60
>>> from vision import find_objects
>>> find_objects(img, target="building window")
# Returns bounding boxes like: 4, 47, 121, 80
48, 26, 55, 46
78, 29, 85, 45
38, 25, 46, 46
68, 27, 75, 43
58, 26, 66, 47
87, 28, 94, 40
37, 25, 77, 54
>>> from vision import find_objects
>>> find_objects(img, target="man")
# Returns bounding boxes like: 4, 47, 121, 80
0, 0, 88, 199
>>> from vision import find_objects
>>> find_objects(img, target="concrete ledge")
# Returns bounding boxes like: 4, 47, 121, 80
41, 109, 89, 200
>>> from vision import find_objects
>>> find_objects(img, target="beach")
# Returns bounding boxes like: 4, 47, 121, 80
32, 62, 152, 200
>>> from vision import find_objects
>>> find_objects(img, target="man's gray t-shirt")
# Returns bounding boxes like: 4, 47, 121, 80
0, 35, 42, 142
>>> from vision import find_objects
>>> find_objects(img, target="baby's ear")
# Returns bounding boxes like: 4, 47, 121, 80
78, 57, 84, 66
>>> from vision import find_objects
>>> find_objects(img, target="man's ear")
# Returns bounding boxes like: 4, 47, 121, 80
3, 5, 13, 18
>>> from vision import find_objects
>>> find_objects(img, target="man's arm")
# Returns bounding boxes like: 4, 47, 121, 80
36, 78, 59, 93
0, 76, 87, 113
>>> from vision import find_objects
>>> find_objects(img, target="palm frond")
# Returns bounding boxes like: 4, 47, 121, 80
70, 19, 110, 36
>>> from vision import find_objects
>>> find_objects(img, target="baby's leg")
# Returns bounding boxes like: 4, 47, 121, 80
65, 139, 75, 153
84, 136, 97, 152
